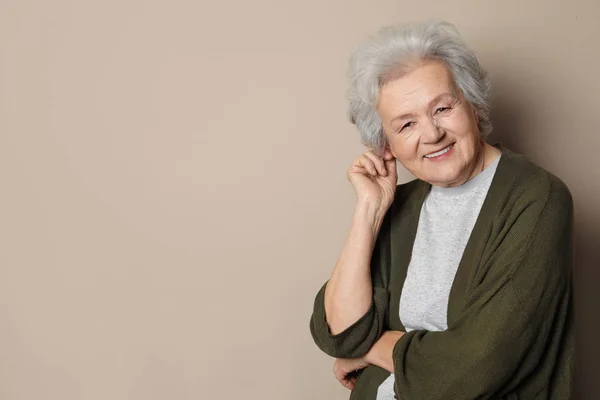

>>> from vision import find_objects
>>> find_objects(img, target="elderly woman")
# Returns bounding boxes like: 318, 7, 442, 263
309, 20, 574, 399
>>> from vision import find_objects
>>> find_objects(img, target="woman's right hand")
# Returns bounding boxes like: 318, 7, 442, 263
347, 147, 398, 214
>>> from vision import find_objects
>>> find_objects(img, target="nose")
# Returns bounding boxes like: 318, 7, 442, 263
421, 116, 444, 143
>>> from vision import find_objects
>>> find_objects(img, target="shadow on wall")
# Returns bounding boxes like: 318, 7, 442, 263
572, 221, 600, 400
487, 97, 527, 156
489, 94, 600, 400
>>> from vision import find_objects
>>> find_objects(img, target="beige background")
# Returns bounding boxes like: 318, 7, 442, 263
0, 0, 597, 399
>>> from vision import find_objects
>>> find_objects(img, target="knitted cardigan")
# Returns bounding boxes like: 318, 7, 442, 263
310, 145, 574, 399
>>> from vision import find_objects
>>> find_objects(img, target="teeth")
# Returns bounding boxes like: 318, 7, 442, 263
425, 145, 451, 158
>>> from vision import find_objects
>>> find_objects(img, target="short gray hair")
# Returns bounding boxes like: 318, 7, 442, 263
347, 20, 492, 154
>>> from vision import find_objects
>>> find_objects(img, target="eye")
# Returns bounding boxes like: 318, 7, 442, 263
400, 121, 414, 132
435, 107, 451, 114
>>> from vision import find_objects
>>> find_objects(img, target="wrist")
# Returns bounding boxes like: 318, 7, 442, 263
366, 331, 404, 373
354, 201, 387, 234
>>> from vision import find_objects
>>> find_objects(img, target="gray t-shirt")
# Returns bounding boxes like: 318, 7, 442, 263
376, 155, 501, 399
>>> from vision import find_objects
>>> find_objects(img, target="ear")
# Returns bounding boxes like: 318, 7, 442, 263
385, 145, 397, 159
473, 106, 479, 124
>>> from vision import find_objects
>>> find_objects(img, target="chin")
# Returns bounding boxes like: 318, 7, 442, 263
424, 171, 464, 187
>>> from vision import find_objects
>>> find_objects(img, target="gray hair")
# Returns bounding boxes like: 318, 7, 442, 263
347, 20, 492, 154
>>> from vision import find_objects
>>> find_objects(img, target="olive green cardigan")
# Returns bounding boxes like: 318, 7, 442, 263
310, 146, 574, 399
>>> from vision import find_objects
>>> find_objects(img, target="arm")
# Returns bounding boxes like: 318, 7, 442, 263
310, 148, 397, 359
309, 202, 391, 358
371, 178, 573, 399
365, 330, 404, 373
324, 201, 385, 335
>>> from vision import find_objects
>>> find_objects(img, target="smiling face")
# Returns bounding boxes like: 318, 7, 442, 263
377, 60, 484, 187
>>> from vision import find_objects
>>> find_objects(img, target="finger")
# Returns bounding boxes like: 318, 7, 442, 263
341, 377, 355, 390
335, 372, 352, 389
333, 362, 345, 383
363, 150, 387, 176
347, 165, 371, 180
334, 363, 353, 389
356, 154, 378, 176
346, 376, 356, 390
382, 148, 395, 161
384, 157, 397, 175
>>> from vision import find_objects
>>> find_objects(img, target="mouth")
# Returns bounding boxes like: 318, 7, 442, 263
424, 144, 454, 159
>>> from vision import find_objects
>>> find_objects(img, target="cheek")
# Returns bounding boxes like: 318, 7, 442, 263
440, 114, 463, 130
443, 112, 478, 138
390, 141, 419, 163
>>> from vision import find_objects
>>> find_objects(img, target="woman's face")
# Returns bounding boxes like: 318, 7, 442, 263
377, 60, 483, 187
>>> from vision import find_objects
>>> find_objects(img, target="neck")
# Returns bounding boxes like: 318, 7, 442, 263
467, 140, 487, 181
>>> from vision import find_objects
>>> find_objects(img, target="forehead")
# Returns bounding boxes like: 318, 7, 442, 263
377, 61, 456, 113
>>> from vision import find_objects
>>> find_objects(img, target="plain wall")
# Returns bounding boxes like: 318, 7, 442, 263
0, 0, 598, 399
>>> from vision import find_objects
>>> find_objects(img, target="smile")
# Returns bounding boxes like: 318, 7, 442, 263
424, 144, 453, 159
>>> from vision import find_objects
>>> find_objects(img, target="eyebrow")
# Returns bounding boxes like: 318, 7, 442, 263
390, 92, 457, 125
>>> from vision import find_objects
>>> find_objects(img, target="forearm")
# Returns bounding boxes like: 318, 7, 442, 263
366, 330, 404, 373
324, 201, 386, 335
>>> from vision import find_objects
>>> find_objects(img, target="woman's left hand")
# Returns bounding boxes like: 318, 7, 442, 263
333, 356, 370, 390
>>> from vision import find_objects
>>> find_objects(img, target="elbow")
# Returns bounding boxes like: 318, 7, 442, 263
309, 311, 376, 359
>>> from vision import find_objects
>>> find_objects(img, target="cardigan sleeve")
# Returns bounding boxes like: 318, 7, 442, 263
392, 177, 574, 399
309, 211, 391, 359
